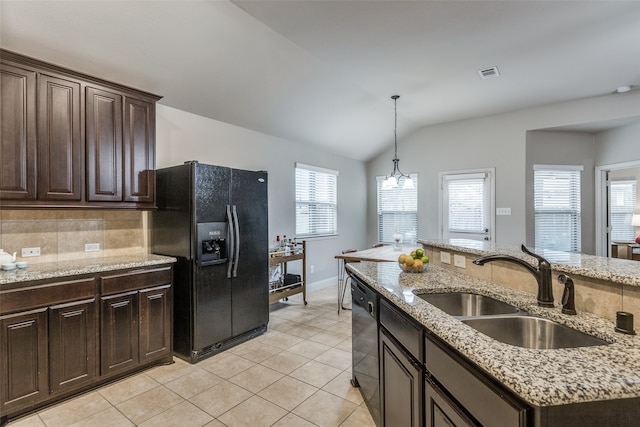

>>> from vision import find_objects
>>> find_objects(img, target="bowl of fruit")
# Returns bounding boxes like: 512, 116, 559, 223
398, 248, 429, 273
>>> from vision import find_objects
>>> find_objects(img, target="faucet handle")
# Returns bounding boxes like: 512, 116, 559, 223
559, 274, 577, 315
521, 244, 550, 267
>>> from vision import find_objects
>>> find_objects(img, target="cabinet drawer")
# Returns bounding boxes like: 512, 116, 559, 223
0, 278, 95, 314
100, 266, 171, 295
425, 335, 528, 427
380, 299, 423, 361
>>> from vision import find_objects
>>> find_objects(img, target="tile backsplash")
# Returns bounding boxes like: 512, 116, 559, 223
0, 210, 150, 263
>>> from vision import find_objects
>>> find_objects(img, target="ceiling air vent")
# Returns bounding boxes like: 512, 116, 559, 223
478, 66, 500, 80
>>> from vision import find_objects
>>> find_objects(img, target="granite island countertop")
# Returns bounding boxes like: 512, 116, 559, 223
419, 238, 640, 287
347, 260, 640, 408
0, 254, 176, 288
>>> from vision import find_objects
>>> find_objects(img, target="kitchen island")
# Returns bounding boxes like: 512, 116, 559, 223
347, 247, 640, 426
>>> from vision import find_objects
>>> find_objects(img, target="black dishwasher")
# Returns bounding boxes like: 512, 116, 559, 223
350, 274, 380, 426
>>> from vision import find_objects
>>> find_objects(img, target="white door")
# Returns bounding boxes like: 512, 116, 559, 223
440, 170, 495, 242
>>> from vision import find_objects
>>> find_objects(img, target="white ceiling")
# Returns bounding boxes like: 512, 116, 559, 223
1, 1, 639, 161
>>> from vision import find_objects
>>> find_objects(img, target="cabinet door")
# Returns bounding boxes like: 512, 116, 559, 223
380, 328, 423, 427
37, 73, 82, 201
0, 63, 36, 200
426, 378, 478, 427
139, 285, 171, 363
86, 86, 123, 201
49, 299, 97, 394
100, 291, 138, 376
0, 308, 48, 414
123, 97, 155, 204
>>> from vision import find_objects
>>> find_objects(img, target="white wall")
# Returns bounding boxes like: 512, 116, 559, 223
366, 91, 640, 248
156, 105, 368, 286
596, 121, 640, 166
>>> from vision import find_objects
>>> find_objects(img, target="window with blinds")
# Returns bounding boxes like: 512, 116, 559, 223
610, 180, 637, 241
376, 174, 418, 243
534, 165, 582, 252
445, 173, 489, 234
295, 163, 338, 238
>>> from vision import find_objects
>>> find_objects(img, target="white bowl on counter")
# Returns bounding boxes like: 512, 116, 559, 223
16, 261, 29, 269
2, 263, 17, 271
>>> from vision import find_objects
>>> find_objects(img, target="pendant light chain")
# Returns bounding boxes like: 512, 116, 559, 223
382, 95, 414, 189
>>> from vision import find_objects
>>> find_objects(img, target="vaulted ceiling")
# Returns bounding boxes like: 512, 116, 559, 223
2, 1, 639, 161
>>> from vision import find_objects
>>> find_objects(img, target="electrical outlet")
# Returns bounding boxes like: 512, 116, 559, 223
454, 254, 466, 268
85, 243, 100, 252
440, 251, 451, 264
22, 247, 41, 257
310, 265, 315, 274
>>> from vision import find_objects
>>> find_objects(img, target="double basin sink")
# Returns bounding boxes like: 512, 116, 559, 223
416, 292, 608, 349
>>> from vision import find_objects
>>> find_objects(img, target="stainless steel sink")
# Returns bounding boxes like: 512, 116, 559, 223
462, 315, 609, 349
416, 292, 521, 316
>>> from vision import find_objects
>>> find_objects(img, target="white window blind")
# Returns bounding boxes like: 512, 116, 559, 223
295, 163, 338, 238
534, 165, 582, 252
444, 173, 489, 234
610, 180, 637, 241
377, 174, 418, 243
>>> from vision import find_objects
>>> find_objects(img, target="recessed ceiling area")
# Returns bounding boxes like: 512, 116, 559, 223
1, 1, 639, 161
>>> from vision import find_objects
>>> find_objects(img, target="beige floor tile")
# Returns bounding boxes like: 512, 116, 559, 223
260, 350, 311, 374
326, 322, 352, 336
271, 412, 318, 427
202, 420, 227, 427
67, 406, 133, 427
335, 336, 353, 352
138, 401, 214, 427
217, 395, 288, 427
322, 371, 364, 405
257, 376, 319, 411
289, 360, 342, 388
38, 391, 111, 426
145, 358, 197, 384
116, 385, 183, 424
314, 347, 352, 371
198, 353, 255, 379
189, 380, 252, 417
164, 368, 223, 399
228, 363, 284, 393
340, 405, 377, 427
288, 339, 332, 359
286, 324, 326, 339
5, 414, 45, 427
98, 373, 159, 405
232, 342, 283, 363
262, 330, 305, 350
307, 330, 348, 347
293, 389, 359, 427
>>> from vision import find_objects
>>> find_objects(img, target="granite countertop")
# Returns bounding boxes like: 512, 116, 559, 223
419, 238, 640, 287
347, 261, 640, 407
0, 254, 177, 287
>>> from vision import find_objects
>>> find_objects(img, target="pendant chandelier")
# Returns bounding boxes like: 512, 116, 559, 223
382, 95, 414, 190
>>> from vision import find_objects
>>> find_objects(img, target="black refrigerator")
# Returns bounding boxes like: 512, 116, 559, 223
151, 161, 269, 363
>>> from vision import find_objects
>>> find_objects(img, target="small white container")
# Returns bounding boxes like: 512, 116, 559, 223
16, 261, 29, 269
2, 263, 17, 271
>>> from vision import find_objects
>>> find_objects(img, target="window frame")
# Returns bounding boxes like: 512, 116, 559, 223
295, 162, 338, 239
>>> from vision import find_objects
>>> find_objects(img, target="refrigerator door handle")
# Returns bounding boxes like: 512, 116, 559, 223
232, 205, 240, 278
226, 205, 234, 279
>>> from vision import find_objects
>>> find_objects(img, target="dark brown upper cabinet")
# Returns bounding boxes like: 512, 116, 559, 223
0, 63, 37, 200
0, 49, 162, 209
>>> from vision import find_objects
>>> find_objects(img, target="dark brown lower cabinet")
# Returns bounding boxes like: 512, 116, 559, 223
100, 291, 139, 376
49, 298, 97, 394
0, 265, 173, 424
0, 308, 48, 415
379, 327, 423, 427
139, 285, 171, 363
425, 377, 478, 427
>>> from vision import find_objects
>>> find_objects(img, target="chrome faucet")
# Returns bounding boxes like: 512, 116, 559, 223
472, 244, 554, 308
